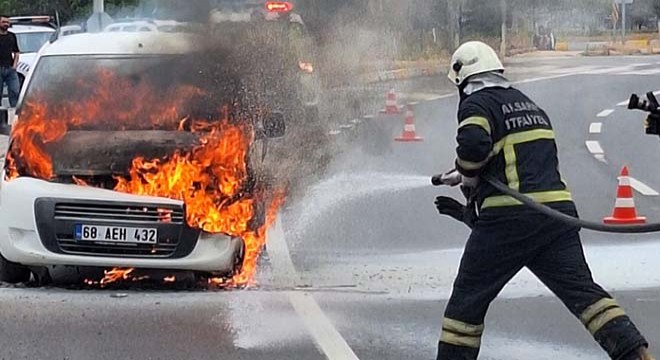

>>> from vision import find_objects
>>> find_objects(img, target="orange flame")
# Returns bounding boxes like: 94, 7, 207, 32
7, 71, 285, 287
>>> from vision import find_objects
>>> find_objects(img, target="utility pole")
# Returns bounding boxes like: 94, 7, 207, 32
500, 0, 507, 57
615, 0, 634, 43
87, 0, 112, 33
93, 0, 104, 13
622, 1, 627, 41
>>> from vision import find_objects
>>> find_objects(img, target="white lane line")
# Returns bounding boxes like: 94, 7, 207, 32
597, 109, 614, 118
425, 93, 454, 101
585, 140, 604, 154
620, 69, 660, 76
288, 292, 360, 360
629, 177, 660, 196
267, 218, 360, 360
589, 122, 603, 134
513, 73, 575, 85
267, 217, 302, 286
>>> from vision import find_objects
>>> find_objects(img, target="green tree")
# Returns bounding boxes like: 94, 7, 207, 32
0, 0, 140, 23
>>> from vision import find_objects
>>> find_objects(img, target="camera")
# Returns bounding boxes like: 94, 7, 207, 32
628, 92, 660, 136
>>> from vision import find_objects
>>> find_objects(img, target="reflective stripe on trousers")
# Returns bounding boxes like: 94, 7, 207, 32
581, 298, 628, 335
439, 317, 484, 349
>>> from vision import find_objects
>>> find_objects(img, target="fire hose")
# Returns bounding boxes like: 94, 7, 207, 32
433, 173, 660, 234
483, 174, 660, 234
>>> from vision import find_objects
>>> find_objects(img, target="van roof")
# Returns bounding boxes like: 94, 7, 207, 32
41, 32, 204, 56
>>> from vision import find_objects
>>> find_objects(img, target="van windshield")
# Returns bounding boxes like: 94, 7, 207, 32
21, 54, 211, 131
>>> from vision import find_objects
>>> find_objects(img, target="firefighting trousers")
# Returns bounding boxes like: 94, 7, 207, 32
436, 203, 648, 360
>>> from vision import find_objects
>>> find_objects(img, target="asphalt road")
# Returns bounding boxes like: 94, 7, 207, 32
3, 55, 660, 359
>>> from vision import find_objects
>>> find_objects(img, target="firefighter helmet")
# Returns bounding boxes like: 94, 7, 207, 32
448, 41, 504, 86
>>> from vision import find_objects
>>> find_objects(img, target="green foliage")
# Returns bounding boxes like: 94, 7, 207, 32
0, 0, 140, 22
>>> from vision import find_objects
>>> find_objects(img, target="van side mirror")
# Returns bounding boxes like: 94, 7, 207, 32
262, 111, 285, 138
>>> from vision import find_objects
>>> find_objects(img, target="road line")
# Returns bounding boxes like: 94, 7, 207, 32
268, 218, 360, 360
425, 94, 454, 101
629, 177, 660, 196
589, 122, 602, 134
267, 218, 302, 287
620, 69, 660, 76
597, 109, 614, 118
513, 73, 575, 85
582, 65, 637, 75
288, 292, 360, 360
585, 140, 604, 154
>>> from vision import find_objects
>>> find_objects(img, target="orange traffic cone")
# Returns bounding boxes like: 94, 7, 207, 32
395, 105, 423, 142
380, 88, 402, 115
604, 166, 646, 224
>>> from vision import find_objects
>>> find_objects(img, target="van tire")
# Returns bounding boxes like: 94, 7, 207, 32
0, 254, 31, 284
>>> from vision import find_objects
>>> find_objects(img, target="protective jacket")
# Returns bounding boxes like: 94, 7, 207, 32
455, 86, 572, 210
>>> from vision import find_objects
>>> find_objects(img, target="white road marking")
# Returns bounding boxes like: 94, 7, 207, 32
267, 218, 302, 287
594, 154, 607, 163
589, 122, 602, 134
548, 65, 602, 74
267, 218, 360, 360
585, 140, 604, 154
513, 73, 575, 85
288, 292, 360, 360
629, 177, 660, 196
620, 69, 660, 76
597, 109, 614, 118
581, 65, 636, 75
421, 94, 454, 102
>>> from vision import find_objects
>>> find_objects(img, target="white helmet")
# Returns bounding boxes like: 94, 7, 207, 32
448, 41, 504, 86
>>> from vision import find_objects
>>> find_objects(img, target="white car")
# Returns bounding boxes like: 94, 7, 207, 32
10, 17, 57, 88
0, 32, 283, 283
104, 19, 195, 33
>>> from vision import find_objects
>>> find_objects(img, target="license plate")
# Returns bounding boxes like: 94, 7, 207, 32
74, 224, 158, 244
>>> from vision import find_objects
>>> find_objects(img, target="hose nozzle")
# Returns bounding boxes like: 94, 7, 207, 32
431, 174, 443, 186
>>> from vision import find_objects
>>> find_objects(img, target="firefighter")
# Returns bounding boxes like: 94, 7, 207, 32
434, 41, 654, 360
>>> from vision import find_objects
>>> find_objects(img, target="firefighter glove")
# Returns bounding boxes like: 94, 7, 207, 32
645, 113, 660, 136
435, 196, 466, 223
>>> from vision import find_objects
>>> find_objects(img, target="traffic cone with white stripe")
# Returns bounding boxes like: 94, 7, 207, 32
395, 105, 423, 142
604, 166, 646, 224
380, 88, 402, 115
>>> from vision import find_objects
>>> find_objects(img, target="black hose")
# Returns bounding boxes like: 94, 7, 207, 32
482, 175, 660, 234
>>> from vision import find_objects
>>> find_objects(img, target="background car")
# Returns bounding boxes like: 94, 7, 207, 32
104, 19, 197, 33
10, 16, 56, 89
